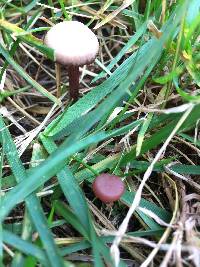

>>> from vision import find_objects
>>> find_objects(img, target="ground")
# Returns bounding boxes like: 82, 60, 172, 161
0, 1, 200, 267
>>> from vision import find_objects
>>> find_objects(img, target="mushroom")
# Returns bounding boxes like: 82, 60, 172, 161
44, 21, 99, 101
92, 173, 125, 203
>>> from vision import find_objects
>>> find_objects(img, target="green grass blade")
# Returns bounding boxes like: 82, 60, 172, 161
41, 135, 92, 233
11, 143, 47, 267
3, 230, 49, 266
121, 191, 171, 222
0, 117, 65, 267
54, 201, 90, 239
92, 21, 147, 83
0, 19, 54, 59
54, 201, 113, 267
0, 146, 4, 265
136, 113, 153, 156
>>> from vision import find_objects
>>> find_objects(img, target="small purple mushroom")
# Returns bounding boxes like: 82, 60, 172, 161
92, 173, 125, 203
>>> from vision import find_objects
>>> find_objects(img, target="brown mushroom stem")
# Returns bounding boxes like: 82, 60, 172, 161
68, 65, 80, 101
55, 63, 61, 97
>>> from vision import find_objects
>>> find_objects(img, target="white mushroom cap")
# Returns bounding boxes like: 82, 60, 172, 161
44, 21, 99, 66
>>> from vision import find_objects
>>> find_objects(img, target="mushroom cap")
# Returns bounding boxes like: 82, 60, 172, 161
92, 173, 125, 203
44, 21, 99, 66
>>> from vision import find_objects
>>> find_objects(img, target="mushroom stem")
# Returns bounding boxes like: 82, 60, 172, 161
55, 63, 61, 97
68, 65, 80, 101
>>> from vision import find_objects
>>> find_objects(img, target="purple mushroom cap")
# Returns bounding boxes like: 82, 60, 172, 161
92, 173, 125, 203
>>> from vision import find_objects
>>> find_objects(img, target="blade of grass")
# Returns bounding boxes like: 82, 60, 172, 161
41, 135, 92, 234
92, 21, 147, 83
0, 19, 54, 59
121, 191, 171, 222
54, 201, 126, 267
0, 117, 65, 267
54, 201, 106, 266
11, 143, 47, 267
0, 146, 4, 265
136, 113, 153, 156
0, 9, 43, 81
2, 230, 49, 266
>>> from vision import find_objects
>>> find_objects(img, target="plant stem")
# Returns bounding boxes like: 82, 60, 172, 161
55, 63, 61, 98
68, 65, 79, 101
